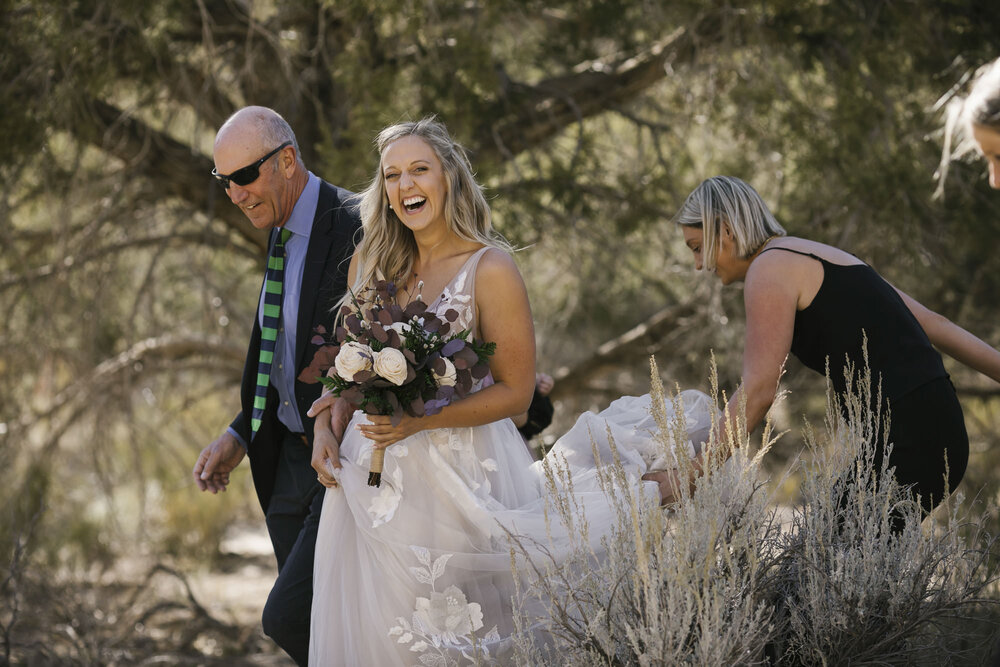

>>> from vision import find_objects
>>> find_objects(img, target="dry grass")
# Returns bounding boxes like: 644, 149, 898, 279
509, 357, 1000, 665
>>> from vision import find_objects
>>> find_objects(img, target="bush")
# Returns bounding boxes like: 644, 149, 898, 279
510, 358, 1000, 665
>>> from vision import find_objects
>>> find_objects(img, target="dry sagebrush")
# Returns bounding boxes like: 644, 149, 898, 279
508, 357, 1000, 666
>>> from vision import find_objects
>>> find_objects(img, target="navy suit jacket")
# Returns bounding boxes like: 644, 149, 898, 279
230, 180, 361, 513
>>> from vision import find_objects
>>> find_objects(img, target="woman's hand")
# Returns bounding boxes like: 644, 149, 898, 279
357, 413, 427, 449
312, 406, 345, 488
307, 388, 338, 418
312, 428, 342, 488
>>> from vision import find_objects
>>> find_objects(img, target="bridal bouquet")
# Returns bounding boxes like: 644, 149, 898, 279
299, 280, 495, 487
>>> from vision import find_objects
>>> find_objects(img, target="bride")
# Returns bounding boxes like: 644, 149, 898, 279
306, 118, 712, 665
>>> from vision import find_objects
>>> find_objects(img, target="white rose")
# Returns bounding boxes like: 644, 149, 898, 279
385, 321, 409, 337
335, 341, 373, 381
433, 356, 457, 387
373, 347, 409, 386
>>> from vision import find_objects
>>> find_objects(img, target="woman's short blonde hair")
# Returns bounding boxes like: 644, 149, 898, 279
674, 176, 786, 271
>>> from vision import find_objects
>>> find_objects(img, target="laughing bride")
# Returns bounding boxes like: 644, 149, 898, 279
305, 117, 714, 666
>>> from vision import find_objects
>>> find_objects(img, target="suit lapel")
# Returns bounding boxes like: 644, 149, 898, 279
294, 182, 337, 372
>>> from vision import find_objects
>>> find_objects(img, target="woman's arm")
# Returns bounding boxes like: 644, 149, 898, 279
651, 253, 800, 505
357, 249, 537, 448
724, 253, 799, 438
894, 287, 1000, 384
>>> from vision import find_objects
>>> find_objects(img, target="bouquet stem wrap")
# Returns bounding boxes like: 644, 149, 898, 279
368, 447, 385, 487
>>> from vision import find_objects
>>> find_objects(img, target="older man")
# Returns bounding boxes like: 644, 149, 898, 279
192, 106, 360, 665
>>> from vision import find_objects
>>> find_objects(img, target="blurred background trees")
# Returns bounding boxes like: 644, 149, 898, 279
2, 0, 1000, 662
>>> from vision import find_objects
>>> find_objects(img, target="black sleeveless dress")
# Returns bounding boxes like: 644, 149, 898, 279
761, 247, 968, 513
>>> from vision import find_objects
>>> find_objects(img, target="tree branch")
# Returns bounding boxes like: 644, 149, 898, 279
0, 231, 258, 292
549, 301, 699, 401
74, 98, 267, 253
478, 14, 723, 163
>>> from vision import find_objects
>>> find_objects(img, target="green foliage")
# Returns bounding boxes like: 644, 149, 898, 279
1, 2, 1000, 660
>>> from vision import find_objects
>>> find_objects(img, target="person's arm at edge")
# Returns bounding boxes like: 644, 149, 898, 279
894, 286, 1000, 385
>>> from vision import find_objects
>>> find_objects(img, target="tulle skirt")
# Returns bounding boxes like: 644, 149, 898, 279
309, 390, 715, 665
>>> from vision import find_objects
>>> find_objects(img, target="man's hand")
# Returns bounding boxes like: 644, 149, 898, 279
193, 431, 245, 493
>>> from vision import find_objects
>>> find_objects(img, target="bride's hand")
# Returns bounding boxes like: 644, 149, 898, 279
307, 388, 338, 418
357, 414, 423, 449
312, 406, 345, 488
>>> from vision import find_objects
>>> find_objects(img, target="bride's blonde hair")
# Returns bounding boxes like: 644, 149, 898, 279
343, 117, 511, 307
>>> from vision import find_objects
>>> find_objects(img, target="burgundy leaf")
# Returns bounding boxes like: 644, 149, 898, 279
440, 339, 465, 357
341, 386, 363, 404
353, 370, 375, 383
470, 362, 491, 379
311, 334, 326, 346
346, 314, 362, 335
423, 317, 442, 333
389, 304, 405, 322
444, 308, 459, 322
315, 324, 327, 334
316, 346, 340, 367
335, 326, 350, 342
378, 309, 394, 327
403, 348, 417, 364
457, 369, 473, 393
432, 357, 447, 375
410, 396, 425, 416
387, 392, 403, 426
297, 365, 321, 384
387, 330, 402, 348
370, 321, 388, 343
455, 346, 479, 366
404, 300, 428, 318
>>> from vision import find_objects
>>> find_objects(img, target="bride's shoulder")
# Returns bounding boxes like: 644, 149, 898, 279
475, 246, 522, 280
473, 247, 529, 309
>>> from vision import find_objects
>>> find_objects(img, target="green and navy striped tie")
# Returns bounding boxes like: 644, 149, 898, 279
251, 227, 292, 438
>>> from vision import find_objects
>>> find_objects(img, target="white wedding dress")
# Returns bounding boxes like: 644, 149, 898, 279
309, 248, 714, 665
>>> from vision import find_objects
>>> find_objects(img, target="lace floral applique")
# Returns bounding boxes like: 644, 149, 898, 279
367, 444, 407, 527
389, 545, 499, 665
437, 268, 473, 333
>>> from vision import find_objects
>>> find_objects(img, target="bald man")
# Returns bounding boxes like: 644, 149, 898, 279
192, 106, 360, 665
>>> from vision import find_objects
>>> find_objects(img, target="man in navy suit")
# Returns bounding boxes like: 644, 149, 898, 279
192, 106, 360, 665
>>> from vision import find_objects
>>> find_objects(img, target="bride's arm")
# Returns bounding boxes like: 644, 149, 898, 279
358, 249, 537, 448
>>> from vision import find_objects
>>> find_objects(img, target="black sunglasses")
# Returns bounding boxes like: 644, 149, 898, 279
212, 141, 292, 189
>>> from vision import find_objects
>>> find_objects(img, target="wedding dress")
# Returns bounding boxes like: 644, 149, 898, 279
309, 247, 714, 665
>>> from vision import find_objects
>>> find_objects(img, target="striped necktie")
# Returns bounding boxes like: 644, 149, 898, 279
251, 227, 292, 438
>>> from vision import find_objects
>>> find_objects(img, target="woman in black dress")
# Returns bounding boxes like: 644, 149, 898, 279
646, 175, 1000, 513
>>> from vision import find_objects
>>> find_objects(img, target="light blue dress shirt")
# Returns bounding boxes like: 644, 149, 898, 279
229, 172, 320, 447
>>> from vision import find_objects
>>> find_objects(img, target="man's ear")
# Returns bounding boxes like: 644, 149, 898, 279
280, 145, 297, 176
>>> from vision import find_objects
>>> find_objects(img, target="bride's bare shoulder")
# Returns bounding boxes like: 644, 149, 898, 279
476, 246, 522, 281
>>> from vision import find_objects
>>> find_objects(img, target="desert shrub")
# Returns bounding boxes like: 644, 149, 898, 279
510, 357, 1000, 665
